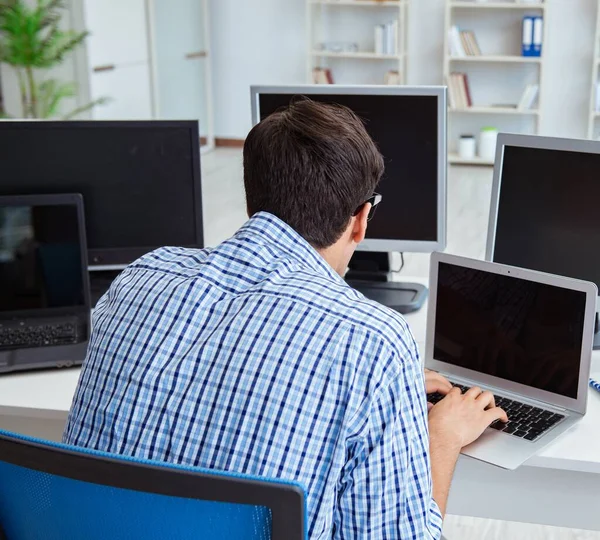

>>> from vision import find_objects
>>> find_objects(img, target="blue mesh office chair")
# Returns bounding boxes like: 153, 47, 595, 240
0, 429, 307, 540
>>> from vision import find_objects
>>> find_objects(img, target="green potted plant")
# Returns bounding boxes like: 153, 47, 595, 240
0, 0, 107, 119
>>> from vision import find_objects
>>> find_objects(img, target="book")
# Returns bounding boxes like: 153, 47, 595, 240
447, 80, 456, 109
517, 83, 539, 110
312, 68, 334, 85
384, 70, 401, 85
463, 73, 473, 107
447, 72, 472, 109
375, 25, 385, 55
464, 31, 481, 56
449, 25, 465, 57
457, 30, 481, 56
448, 72, 470, 109
375, 21, 398, 55
460, 32, 472, 56
450, 73, 463, 109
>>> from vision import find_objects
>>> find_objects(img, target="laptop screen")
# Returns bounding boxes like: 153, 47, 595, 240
434, 262, 586, 399
0, 203, 86, 316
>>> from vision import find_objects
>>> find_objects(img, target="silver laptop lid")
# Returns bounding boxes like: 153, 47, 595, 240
426, 253, 597, 414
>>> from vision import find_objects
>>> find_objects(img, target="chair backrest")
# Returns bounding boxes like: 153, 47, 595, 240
0, 429, 307, 540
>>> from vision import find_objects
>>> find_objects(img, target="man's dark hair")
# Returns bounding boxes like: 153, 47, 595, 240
243, 97, 384, 249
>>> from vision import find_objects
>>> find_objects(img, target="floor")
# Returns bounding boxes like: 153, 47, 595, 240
200, 148, 600, 540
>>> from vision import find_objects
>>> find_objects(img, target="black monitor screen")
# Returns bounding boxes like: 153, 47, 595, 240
493, 145, 600, 288
257, 94, 439, 242
0, 122, 203, 265
0, 203, 86, 315
434, 262, 586, 399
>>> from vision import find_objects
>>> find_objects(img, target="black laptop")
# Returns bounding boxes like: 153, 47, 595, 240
0, 194, 91, 373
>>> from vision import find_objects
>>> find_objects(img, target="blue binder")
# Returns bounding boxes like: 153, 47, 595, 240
522, 16, 534, 57
532, 16, 543, 57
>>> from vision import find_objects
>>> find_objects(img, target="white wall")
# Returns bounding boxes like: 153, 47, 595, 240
210, 0, 598, 141
540, 0, 596, 137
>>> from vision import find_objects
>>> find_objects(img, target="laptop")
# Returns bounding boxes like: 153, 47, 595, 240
0, 194, 91, 373
425, 252, 597, 470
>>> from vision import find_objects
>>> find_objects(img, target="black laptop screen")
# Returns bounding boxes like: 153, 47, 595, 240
434, 262, 586, 399
0, 204, 86, 315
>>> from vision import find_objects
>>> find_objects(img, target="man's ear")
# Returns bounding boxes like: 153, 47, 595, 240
351, 203, 371, 245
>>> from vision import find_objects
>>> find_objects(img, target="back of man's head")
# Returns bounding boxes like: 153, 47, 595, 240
243, 98, 384, 249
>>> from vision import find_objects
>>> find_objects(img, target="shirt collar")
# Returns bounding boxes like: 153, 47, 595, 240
236, 212, 344, 283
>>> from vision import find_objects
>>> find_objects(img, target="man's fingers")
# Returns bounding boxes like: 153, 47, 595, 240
427, 380, 453, 395
431, 371, 453, 389
475, 390, 496, 410
486, 406, 509, 424
465, 386, 482, 399
425, 371, 453, 394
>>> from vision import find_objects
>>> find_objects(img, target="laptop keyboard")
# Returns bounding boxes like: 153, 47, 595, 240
428, 383, 565, 442
0, 321, 78, 351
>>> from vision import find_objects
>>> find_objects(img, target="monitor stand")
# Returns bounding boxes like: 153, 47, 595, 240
345, 251, 428, 315
594, 312, 600, 351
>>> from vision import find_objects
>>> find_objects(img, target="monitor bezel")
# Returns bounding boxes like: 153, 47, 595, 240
250, 85, 447, 254
0, 192, 92, 316
0, 120, 204, 269
486, 133, 600, 274
426, 252, 597, 415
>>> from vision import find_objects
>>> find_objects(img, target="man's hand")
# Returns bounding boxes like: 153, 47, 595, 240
424, 369, 452, 411
429, 386, 508, 449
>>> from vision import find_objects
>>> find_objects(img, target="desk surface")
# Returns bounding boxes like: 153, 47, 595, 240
0, 277, 599, 474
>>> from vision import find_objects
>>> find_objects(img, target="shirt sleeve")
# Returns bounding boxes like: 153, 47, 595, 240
333, 340, 444, 539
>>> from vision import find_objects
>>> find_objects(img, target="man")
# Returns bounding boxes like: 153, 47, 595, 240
64, 99, 507, 539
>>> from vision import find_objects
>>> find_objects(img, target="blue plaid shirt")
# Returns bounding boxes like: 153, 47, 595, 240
64, 212, 443, 539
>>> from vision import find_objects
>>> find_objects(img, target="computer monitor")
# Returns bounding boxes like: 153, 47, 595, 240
251, 85, 447, 313
0, 120, 203, 268
486, 133, 600, 348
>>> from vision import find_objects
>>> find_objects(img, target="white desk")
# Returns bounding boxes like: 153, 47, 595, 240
0, 278, 599, 530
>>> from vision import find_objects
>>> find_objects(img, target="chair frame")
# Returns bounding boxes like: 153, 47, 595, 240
0, 431, 306, 540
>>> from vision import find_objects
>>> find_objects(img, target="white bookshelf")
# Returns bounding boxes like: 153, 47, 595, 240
307, 0, 409, 85
450, 1, 546, 10
450, 106, 540, 115
311, 51, 403, 60
444, 0, 546, 166
449, 55, 541, 63
448, 153, 494, 166
588, 0, 600, 139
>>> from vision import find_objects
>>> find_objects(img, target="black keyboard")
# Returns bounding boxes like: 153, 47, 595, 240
0, 321, 78, 351
428, 383, 565, 442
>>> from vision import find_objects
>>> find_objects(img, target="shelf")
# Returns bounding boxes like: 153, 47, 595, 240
450, 107, 539, 115
450, 1, 545, 9
449, 153, 494, 166
312, 50, 402, 60
310, 0, 402, 5
449, 55, 542, 63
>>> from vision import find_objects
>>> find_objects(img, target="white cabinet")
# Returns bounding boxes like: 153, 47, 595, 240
83, 0, 153, 119
88, 63, 153, 120
83, 0, 150, 67
80, 0, 213, 143
150, 0, 213, 145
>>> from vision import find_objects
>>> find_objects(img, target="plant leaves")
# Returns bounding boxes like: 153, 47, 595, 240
62, 96, 111, 120
0, 0, 87, 68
